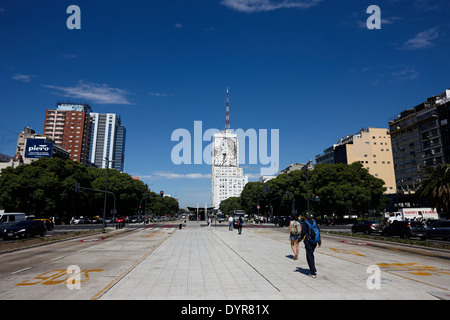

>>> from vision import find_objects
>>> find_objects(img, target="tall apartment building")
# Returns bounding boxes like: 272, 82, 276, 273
436, 90, 450, 163
43, 103, 92, 165
316, 127, 396, 194
388, 89, 450, 196
89, 113, 126, 172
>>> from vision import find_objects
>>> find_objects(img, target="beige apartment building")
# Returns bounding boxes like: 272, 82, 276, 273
316, 127, 396, 194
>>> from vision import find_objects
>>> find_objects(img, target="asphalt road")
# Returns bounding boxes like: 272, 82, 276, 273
0, 221, 449, 300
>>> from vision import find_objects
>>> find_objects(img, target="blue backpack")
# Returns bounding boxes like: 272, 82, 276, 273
305, 220, 320, 244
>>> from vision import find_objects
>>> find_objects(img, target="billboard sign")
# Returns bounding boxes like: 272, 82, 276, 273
25, 139, 53, 159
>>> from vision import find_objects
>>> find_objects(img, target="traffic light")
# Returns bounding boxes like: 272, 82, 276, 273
160, 191, 164, 198
75, 183, 81, 193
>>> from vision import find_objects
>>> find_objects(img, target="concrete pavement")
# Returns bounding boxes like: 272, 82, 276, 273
96, 220, 450, 300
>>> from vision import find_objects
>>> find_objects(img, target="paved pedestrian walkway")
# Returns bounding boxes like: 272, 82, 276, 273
98, 220, 445, 300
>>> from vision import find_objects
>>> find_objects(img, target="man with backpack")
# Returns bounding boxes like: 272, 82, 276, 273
298, 212, 321, 278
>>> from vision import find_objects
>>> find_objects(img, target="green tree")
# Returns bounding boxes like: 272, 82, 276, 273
311, 163, 388, 217
219, 197, 241, 215
0, 157, 170, 220
236, 162, 389, 219
240, 182, 265, 215
417, 164, 450, 218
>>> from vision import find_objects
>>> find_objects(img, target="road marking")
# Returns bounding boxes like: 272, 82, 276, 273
14, 268, 104, 286
51, 256, 65, 261
377, 263, 450, 277
329, 248, 366, 256
10, 267, 31, 275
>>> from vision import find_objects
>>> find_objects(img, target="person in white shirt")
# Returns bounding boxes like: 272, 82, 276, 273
228, 216, 234, 231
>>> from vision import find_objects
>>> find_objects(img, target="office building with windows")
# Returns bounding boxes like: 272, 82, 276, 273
89, 113, 126, 172
388, 89, 450, 197
316, 127, 396, 195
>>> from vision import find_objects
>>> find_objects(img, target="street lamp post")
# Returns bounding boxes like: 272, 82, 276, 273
305, 160, 312, 213
103, 157, 117, 228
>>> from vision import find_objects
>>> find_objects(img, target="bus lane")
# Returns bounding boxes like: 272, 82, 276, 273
0, 225, 176, 300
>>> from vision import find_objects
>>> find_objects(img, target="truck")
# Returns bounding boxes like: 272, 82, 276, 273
387, 208, 439, 222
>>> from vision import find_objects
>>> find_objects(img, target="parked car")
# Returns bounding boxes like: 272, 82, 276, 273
382, 220, 427, 240
91, 216, 102, 224
3, 220, 46, 240
272, 216, 289, 227
351, 220, 384, 234
427, 220, 450, 240
104, 217, 114, 223
130, 215, 141, 223
34, 219, 54, 231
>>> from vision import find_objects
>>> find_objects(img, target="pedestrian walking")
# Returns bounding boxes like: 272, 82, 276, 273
237, 217, 243, 234
298, 212, 321, 278
288, 215, 301, 260
208, 216, 212, 230
228, 215, 234, 231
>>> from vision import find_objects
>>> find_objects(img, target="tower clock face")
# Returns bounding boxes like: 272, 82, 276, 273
214, 137, 237, 167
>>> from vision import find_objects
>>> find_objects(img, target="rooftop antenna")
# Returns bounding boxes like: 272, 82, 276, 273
225, 87, 230, 132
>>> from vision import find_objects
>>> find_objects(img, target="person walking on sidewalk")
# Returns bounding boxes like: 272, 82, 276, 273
299, 212, 321, 278
237, 216, 243, 234
288, 215, 301, 260
228, 215, 234, 231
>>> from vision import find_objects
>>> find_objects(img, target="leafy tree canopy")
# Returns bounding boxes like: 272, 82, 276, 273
0, 158, 178, 219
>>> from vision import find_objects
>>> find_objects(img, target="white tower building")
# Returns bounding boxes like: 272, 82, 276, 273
211, 88, 248, 209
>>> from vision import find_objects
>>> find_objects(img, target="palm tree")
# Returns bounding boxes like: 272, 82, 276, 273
416, 164, 450, 219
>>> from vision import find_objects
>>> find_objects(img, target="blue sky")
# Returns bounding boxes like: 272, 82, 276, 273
1, 0, 449, 208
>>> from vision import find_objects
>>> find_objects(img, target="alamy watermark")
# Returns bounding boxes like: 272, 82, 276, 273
366, 5, 381, 30
66, 5, 382, 31
66, 5, 81, 30
366, 265, 381, 290
171, 121, 279, 176
66, 265, 82, 290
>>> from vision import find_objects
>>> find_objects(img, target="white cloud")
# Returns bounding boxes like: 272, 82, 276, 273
43, 80, 133, 105
62, 54, 77, 59
402, 27, 440, 50
12, 74, 37, 82
413, 0, 442, 11
175, 23, 183, 29
220, 0, 322, 13
390, 65, 419, 81
149, 92, 174, 97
